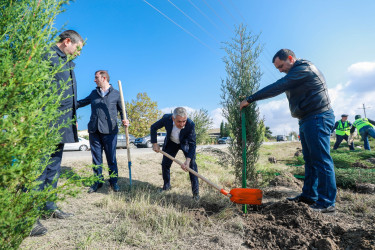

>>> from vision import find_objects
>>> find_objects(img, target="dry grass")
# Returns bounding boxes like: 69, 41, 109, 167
20, 143, 375, 249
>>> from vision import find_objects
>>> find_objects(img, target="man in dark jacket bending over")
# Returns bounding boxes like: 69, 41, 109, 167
151, 107, 199, 201
240, 49, 336, 213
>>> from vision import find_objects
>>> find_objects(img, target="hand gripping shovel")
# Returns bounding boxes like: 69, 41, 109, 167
158, 150, 262, 205
118, 80, 132, 189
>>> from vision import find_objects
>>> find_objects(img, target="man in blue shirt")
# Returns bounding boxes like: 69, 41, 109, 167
77, 70, 128, 193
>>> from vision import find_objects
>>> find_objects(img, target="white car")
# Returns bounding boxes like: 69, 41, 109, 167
64, 137, 90, 151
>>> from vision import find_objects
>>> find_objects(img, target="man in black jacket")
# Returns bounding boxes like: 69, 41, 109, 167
240, 49, 336, 213
77, 70, 128, 193
31, 30, 84, 237
150, 107, 199, 200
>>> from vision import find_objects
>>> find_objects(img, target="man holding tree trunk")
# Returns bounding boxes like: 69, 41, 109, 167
240, 49, 336, 213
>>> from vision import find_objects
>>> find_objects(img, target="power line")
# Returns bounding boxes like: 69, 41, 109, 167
228, 0, 246, 24
142, 0, 217, 54
201, 0, 232, 32
166, 0, 220, 43
187, 0, 226, 35
217, 0, 239, 24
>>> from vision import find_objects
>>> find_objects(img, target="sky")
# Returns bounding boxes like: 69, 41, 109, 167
55, 0, 375, 135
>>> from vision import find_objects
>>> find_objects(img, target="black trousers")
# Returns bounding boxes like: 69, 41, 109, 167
333, 134, 354, 150
161, 141, 199, 194
37, 143, 64, 211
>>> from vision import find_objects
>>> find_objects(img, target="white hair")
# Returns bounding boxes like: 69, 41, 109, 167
173, 107, 187, 118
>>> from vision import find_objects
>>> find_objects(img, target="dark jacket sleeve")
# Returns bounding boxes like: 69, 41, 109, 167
117, 95, 124, 120
368, 119, 375, 126
247, 65, 310, 103
350, 126, 356, 134
150, 115, 167, 143
77, 94, 92, 109
331, 121, 338, 133
186, 123, 197, 159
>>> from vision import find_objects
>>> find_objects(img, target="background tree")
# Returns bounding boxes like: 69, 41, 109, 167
221, 24, 263, 186
289, 131, 298, 140
265, 126, 273, 139
220, 121, 230, 137
189, 108, 213, 144
122, 92, 162, 138
0, 0, 92, 247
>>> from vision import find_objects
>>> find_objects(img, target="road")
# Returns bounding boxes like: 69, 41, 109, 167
62, 144, 230, 159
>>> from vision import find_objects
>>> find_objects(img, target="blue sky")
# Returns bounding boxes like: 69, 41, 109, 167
56, 0, 375, 134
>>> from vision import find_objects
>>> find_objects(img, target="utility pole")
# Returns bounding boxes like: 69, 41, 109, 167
358, 103, 371, 118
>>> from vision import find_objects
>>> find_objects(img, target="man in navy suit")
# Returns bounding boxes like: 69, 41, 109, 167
77, 70, 128, 193
151, 107, 199, 200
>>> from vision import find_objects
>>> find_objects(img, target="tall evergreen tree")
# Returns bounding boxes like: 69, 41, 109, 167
221, 24, 263, 185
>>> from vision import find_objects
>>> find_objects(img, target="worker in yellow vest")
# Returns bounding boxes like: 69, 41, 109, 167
331, 114, 354, 150
350, 115, 375, 150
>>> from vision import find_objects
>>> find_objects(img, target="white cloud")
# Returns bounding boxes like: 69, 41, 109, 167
161, 61, 375, 135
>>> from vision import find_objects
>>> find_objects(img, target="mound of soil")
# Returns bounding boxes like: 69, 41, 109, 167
356, 183, 375, 194
242, 200, 375, 249
269, 173, 303, 189
352, 161, 370, 169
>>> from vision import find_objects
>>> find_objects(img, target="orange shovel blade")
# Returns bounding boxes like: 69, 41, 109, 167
229, 188, 262, 205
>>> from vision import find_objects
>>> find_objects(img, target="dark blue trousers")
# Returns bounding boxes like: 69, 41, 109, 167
37, 143, 64, 211
299, 109, 336, 207
333, 134, 354, 150
89, 131, 118, 184
161, 141, 199, 194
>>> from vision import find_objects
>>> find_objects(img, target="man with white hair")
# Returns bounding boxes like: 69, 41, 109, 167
151, 107, 199, 200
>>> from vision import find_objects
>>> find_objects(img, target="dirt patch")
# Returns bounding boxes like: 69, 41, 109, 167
356, 183, 375, 194
294, 148, 303, 157
242, 200, 375, 249
352, 161, 371, 169
367, 157, 375, 165
269, 172, 303, 190
263, 190, 285, 199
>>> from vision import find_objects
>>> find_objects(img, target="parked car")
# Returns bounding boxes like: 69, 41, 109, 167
117, 134, 136, 148
276, 135, 287, 142
135, 132, 166, 148
218, 137, 232, 144
64, 137, 90, 151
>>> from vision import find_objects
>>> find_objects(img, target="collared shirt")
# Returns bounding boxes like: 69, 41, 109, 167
100, 88, 109, 97
170, 122, 182, 144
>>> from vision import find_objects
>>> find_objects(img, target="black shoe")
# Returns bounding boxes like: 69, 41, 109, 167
310, 204, 336, 213
29, 219, 47, 237
52, 209, 74, 219
193, 193, 200, 201
110, 182, 120, 192
286, 195, 315, 205
88, 182, 103, 193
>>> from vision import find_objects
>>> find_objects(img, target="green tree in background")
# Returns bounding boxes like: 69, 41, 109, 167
0, 0, 93, 247
221, 24, 263, 185
123, 92, 162, 138
220, 121, 230, 137
189, 109, 213, 144
265, 126, 273, 139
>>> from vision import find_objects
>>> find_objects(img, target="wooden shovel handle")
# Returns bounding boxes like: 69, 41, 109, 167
159, 150, 230, 197
118, 80, 131, 162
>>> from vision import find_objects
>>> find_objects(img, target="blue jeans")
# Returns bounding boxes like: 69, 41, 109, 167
299, 109, 336, 207
359, 125, 375, 150
89, 131, 118, 184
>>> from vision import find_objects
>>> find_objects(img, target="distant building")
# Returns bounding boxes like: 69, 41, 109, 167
78, 129, 89, 138
208, 128, 221, 138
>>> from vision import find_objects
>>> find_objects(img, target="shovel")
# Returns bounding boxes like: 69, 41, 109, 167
118, 80, 132, 188
158, 150, 262, 205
